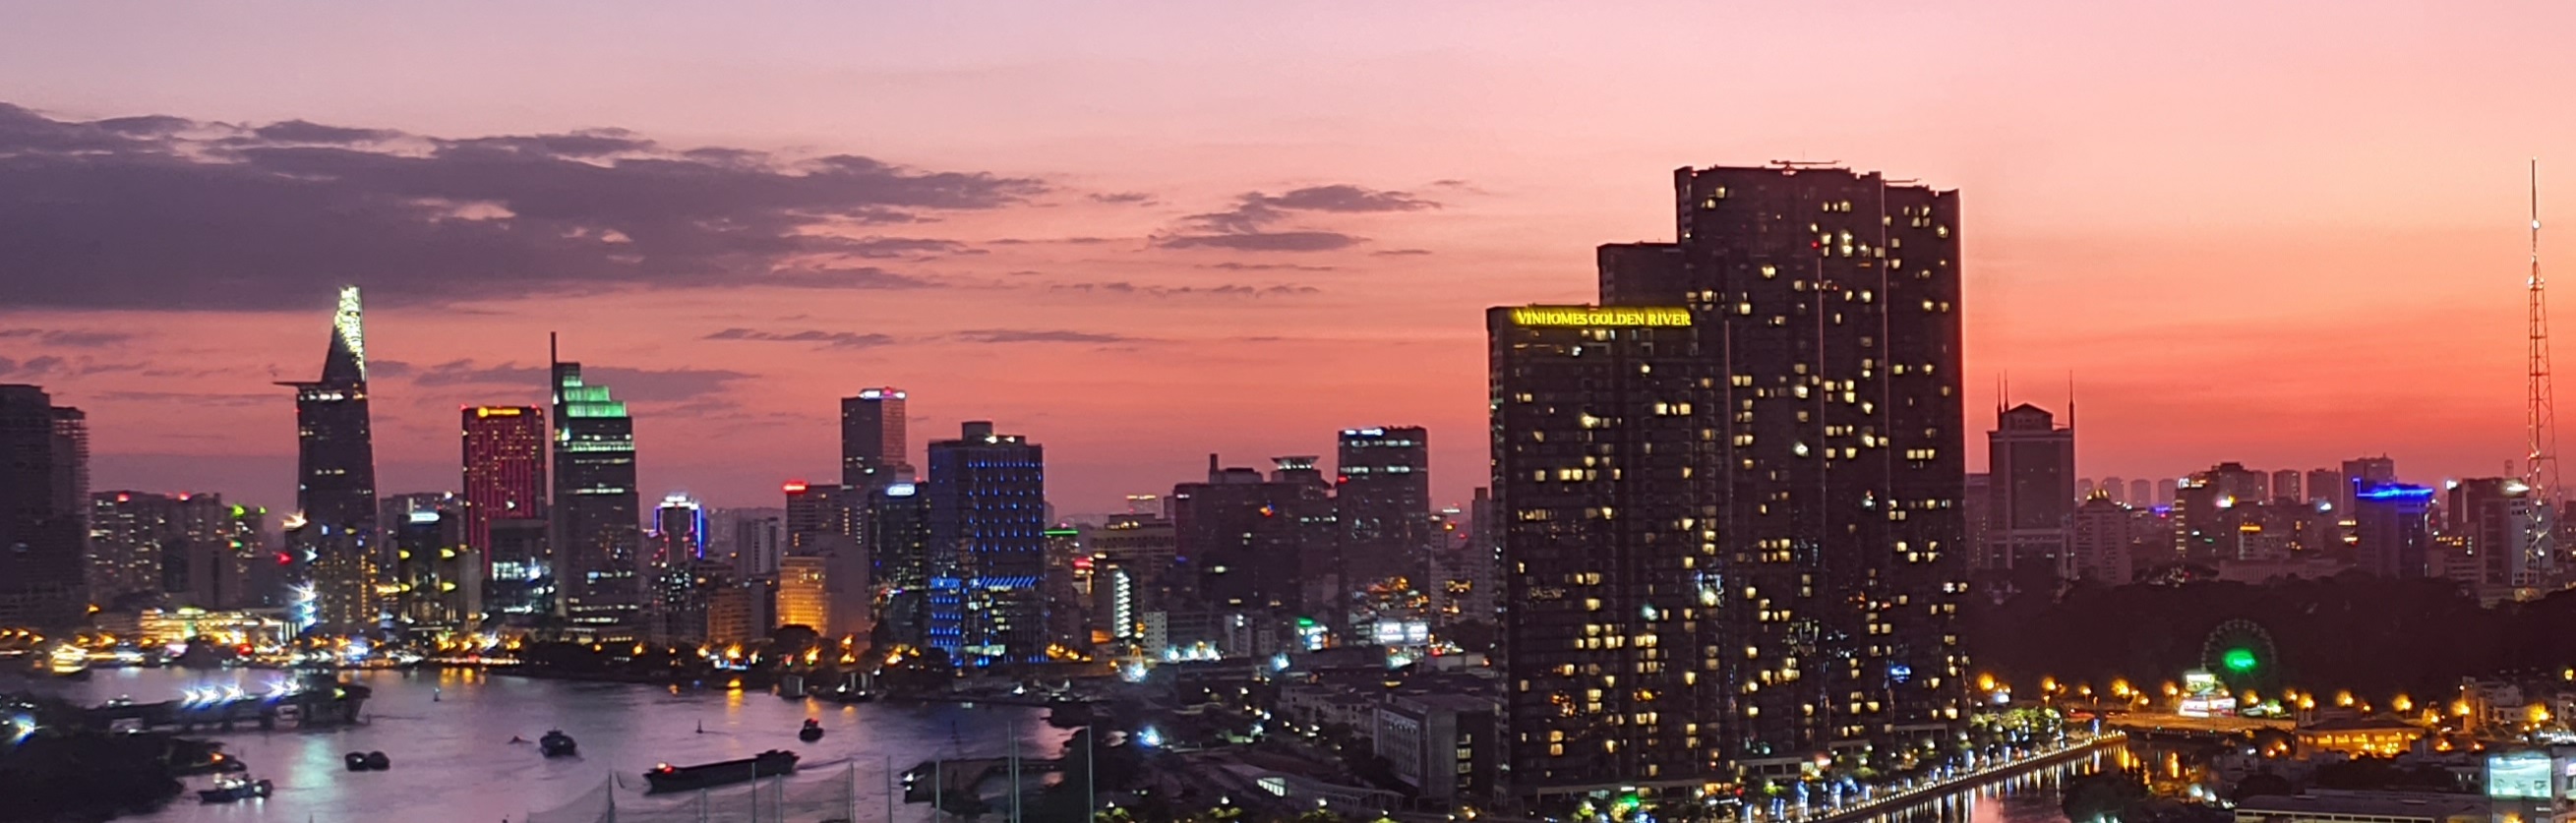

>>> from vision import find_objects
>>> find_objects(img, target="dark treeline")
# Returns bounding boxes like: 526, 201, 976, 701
1968, 574, 2576, 700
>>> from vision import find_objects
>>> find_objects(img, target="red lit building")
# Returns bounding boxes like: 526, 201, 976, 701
460, 405, 546, 577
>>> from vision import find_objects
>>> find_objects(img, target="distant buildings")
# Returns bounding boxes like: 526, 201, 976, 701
2068, 495, 2134, 584
840, 388, 909, 492
2353, 483, 2435, 578
1172, 455, 1335, 622
551, 350, 641, 632
89, 491, 263, 610
279, 287, 381, 633
387, 496, 476, 629
925, 421, 1047, 665
1336, 426, 1427, 590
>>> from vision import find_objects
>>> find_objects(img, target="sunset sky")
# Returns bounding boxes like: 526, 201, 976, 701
6, 2, 2576, 513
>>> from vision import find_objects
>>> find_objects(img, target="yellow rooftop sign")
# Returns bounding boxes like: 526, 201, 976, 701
1510, 306, 1692, 327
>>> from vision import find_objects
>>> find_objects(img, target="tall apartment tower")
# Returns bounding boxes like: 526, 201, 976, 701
2339, 456, 2398, 513
461, 405, 546, 584
1335, 426, 1429, 589
279, 287, 381, 633
1517, 164, 1969, 794
926, 421, 1048, 665
0, 385, 86, 627
841, 388, 909, 492
1985, 404, 2076, 576
551, 343, 641, 632
2270, 470, 2303, 504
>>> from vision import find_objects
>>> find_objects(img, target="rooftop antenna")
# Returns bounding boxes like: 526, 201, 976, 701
2529, 158, 2561, 510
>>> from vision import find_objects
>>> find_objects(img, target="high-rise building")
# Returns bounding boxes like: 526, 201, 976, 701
840, 388, 909, 492
1986, 403, 2075, 576
279, 287, 381, 634
484, 518, 551, 616
651, 494, 706, 567
2270, 470, 2303, 504
2304, 469, 2337, 505
1078, 511, 1175, 657
551, 346, 641, 632
89, 492, 257, 609
775, 554, 830, 634
1489, 303, 1721, 794
1336, 426, 1428, 590
1171, 455, 1336, 633
2353, 483, 2434, 578
2446, 478, 2554, 593
868, 480, 934, 648
2340, 456, 2398, 513
926, 421, 1047, 665
460, 405, 546, 580
2100, 476, 2127, 506
2176, 462, 2269, 560
388, 499, 477, 629
2077, 478, 2096, 500
0, 385, 88, 627
2068, 495, 2134, 585
2153, 478, 2177, 507
1558, 162, 1969, 791
783, 482, 855, 552
729, 511, 786, 579
647, 493, 708, 642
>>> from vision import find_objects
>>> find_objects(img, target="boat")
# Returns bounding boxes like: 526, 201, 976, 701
799, 719, 824, 742
540, 730, 577, 757
643, 750, 800, 794
364, 751, 390, 770
344, 752, 369, 772
198, 776, 273, 803
345, 751, 390, 771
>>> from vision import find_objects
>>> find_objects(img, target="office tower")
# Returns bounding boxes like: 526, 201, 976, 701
1079, 511, 1175, 656
89, 492, 254, 609
1336, 426, 1429, 590
2175, 462, 2267, 560
1172, 455, 1336, 625
840, 387, 909, 492
1457, 486, 1500, 625
1986, 404, 2076, 576
646, 494, 708, 642
551, 346, 641, 632
704, 566, 762, 646
1583, 163, 1971, 783
775, 554, 830, 634
925, 421, 1047, 665
0, 385, 88, 627
1042, 526, 1090, 655
2271, 470, 2303, 504
2068, 495, 2134, 585
460, 405, 546, 581
2306, 469, 2338, 505
783, 482, 856, 551
485, 518, 551, 615
2340, 456, 2398, 513
2353, 483, 2434, 578
2133, 479, 2156, 507
2156, 478, 2179, 506
278, 287, 381, 633
2447, 478, 2553, 592
651, 494, 706, 566
869, 480, 934, 647
1489, 303, 1721, 792
730, 512, 787, 579
389, 500, 477, 628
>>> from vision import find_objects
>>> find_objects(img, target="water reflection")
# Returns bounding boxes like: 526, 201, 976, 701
1844, 747, 2120, 823
11, 667, 1063, 823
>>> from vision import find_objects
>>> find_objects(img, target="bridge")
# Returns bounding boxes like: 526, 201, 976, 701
2100, 712, 2291, 741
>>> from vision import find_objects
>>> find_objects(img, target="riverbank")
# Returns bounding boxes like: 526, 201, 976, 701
1804, 735, 2124, 823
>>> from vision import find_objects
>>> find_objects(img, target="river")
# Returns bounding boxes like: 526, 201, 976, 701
9, 667, 1067, 823
1836, 746, 2129, 823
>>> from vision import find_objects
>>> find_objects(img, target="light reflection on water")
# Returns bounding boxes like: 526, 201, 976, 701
13, 667, 1065, 823
1843, 748, 2117, 823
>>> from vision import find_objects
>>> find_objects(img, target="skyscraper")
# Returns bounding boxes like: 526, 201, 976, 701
1171, 455, 1334, 622
868, 480, 933, 648
2270, 470, 2303, 504
279, 287, 381, 633
2068, 495, 2135, 585
89, 491, 255, 609
2130, 479, 2154, 508
2305, 469, 2338, 505
2101, 476, 2127, 506
840, 388, 909, 492
648, 493, 708, 642
460, 405, 546, 577
2353, 483, 2434, 578
551, 342, 641, 632
0, 384, 87, 627
926, 421, 1047, 665
1985, 404, 2075, 576
389, 498, 477, 628
2340, 456, 2398, 513
1535, 162, 1970, 794
1488, 303, 1718, 793
2446, 478, 2553, 593
1336, 426, 1428, 590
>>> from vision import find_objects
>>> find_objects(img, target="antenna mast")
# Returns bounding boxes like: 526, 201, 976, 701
2528, 158, 2561, 509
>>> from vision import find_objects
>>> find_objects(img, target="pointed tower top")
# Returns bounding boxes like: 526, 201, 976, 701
322, 285, 366, 383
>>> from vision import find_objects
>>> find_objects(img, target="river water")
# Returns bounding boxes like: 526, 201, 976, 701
9, 667, 1066, 823
9, 667, 2118, 823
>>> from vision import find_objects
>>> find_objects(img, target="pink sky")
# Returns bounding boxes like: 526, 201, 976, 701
4, 2, 2575, 512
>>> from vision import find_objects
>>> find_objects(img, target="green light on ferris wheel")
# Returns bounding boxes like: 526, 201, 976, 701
2222, 647, 2257, 673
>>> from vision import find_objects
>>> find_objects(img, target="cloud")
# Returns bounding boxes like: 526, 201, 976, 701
1200, 262, 1337, 271
703, 327, 897, 349
951, 328, 1142, 344
749, 265, 945, 289
0, 101, 1048, 310
835, 237, 977, 259
0, 355, 65, 379
1372, 248, 1433, 257
1153, 184, 1436, 253
404, 359, 751, 401
1048, 281, 1318, 298
0, 327, 133, 347
1088, 191, 1158, 206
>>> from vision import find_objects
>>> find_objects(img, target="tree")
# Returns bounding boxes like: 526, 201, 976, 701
2233, 772, 2295, 800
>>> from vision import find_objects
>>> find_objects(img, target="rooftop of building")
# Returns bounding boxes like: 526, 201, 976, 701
2233, 791, 2486, 819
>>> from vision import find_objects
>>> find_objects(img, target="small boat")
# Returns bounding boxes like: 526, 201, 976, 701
344, 752, 369, 772
345, 751, 390, 771
643, 750, 800, 794
540, 730, 577, 757
364, 751, 390, 770
199, 776, 273, 802
799, 719, 824, 742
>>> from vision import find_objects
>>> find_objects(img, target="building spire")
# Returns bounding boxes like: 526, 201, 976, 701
322, 285, 367, 383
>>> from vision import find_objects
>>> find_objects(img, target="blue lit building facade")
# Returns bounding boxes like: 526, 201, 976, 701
2354, 483, 2435, 579
925, 421, 1047, 665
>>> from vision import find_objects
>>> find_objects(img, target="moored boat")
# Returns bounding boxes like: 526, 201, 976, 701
798, 718, 824, 742
198, 776, 272, 803
540, 729, 577, 757
643, 750, 799, 794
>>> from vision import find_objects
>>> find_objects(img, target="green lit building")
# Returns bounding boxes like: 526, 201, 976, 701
551, 343, 641, 633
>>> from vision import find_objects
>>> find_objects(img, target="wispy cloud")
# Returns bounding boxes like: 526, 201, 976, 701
703, 327, 898, 348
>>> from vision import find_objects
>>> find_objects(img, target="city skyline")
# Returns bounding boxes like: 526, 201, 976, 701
7, 4, 2576, 514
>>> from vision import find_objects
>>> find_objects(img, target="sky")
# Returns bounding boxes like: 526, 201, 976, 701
5, 1, 2576, 514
